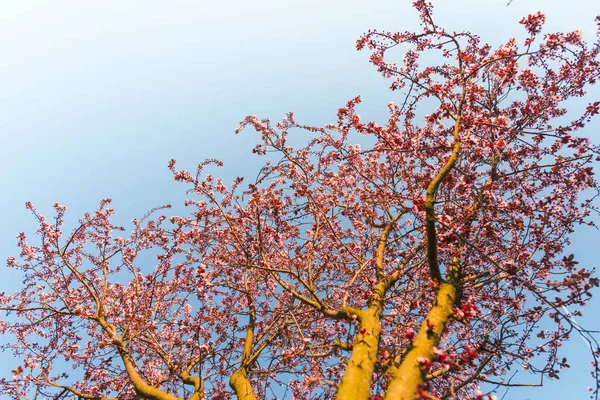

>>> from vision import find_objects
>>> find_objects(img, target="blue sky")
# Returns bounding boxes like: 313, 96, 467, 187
1, 0, 599, 398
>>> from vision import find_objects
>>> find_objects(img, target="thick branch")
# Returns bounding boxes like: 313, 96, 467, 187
93, 317, 180, 400
424, 117, 463, 282
335, 309, 382, 400
384, 282, 459, 400
374, 213, 403, 281
47, 381, 118, 400
229, 369, 258, 400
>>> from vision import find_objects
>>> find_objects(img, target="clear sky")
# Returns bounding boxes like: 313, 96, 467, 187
0, 0, 599, 399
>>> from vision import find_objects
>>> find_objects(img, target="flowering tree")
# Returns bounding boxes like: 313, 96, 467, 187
2, 2, 600, 399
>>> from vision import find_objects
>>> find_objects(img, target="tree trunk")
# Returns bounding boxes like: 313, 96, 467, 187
336, 310, 382, 400
384, 282, 458, 399
230, 368, 258, 400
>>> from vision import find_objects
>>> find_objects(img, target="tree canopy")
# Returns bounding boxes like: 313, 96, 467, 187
2, 1, 600, 399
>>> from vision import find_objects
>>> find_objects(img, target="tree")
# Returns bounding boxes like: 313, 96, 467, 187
2, 1, 600, 399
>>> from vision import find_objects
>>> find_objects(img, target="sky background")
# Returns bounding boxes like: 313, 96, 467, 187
1, 0, 599, 399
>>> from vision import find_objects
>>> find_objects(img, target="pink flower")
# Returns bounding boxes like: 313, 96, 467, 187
520, 12, 546, 35
417, 356, 432, 369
